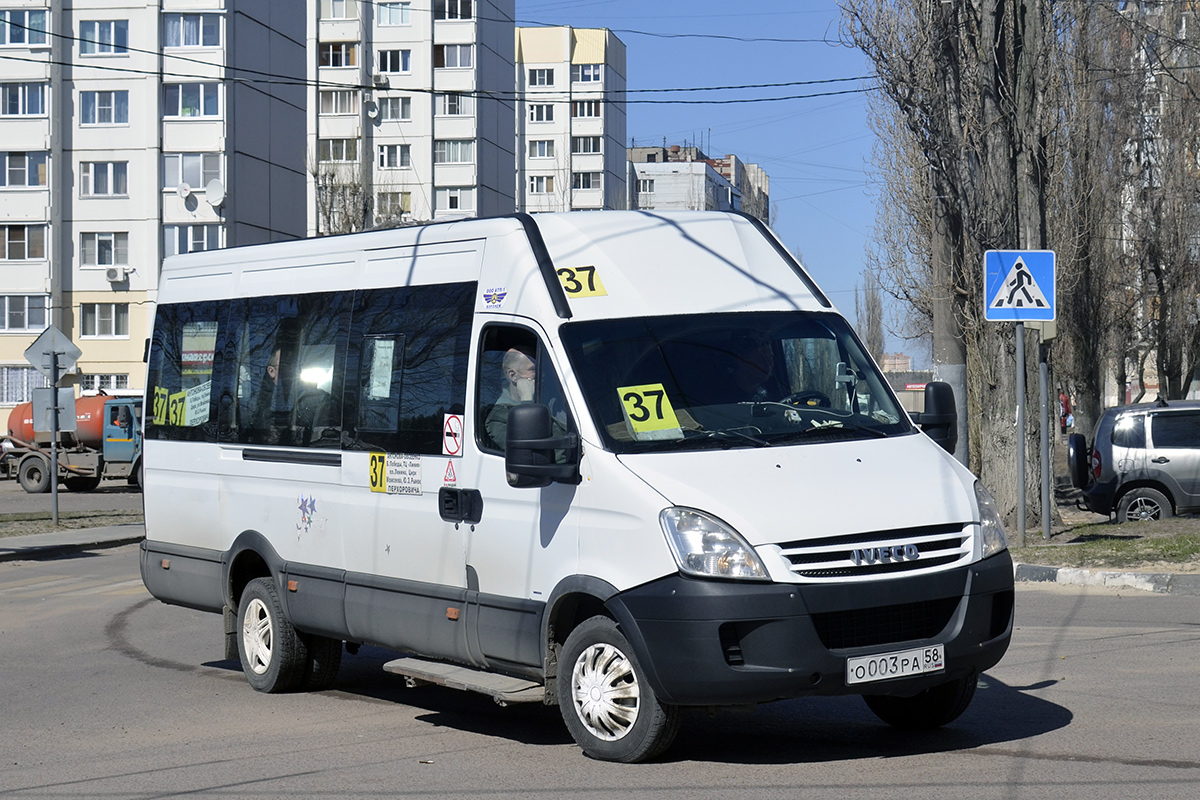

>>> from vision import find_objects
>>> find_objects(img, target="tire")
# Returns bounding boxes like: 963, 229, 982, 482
1067, 433, 1089, 489
64, 475, 102, 492
558, 616, 680, 763
236, 578, 308, 693
17, 456, 52, 494
300, 634, 343, 691
1116, 487, 1172, 523
864, 675, 978, 730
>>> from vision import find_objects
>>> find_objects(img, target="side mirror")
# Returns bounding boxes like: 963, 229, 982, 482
913, 381, 958, 454
505, 403, 581, 487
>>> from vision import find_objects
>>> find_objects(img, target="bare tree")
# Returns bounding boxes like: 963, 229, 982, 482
854, 272, 885, 363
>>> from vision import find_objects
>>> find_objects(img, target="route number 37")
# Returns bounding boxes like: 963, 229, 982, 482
556, 265, 607, 297
618, 383, 681, 433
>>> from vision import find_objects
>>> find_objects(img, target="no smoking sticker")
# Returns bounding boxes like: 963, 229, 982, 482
443, 414, 463, 456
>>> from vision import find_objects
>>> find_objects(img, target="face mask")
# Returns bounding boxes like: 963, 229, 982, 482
514, 376, 536, 402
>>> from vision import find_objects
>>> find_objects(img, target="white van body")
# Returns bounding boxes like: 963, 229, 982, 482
141, 211, 1013, 762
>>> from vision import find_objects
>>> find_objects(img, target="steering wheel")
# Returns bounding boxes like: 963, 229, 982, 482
782, 390, 832, 408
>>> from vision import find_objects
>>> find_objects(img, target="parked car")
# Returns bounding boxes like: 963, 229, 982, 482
1069, 400, 1200, 522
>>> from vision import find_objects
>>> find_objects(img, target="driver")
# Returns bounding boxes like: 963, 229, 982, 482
485, 347, 537, 450
725, 332, 782, 402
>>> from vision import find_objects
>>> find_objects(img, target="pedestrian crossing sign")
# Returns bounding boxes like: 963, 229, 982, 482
984, 250, 1056, 322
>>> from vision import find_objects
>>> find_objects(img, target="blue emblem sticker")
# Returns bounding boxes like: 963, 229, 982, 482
483, 287, 507, 309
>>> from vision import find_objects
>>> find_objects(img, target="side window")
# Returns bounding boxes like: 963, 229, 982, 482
344, 283, 473, 454
146, 302, 220, 442
1150, 412, 1200, 449
224, 293, 349, 448
1111, 415, 1145, 449
476, 325, 573, 455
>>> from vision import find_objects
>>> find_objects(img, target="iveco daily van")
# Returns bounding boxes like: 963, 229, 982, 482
140, 211, 1014, 762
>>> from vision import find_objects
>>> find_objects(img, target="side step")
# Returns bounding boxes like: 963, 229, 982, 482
383, 657, 545, 705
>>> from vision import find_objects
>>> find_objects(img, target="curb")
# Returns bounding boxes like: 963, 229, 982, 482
1015, 562, 1200, 596
0, 526, 145, 563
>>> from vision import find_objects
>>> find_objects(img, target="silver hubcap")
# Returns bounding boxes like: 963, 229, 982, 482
242, 597, 273, 675
571, 642, 640, 741
1125, 497, 1162, 521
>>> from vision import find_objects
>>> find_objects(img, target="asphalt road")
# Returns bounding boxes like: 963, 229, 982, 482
0, 545, 1197, 799
0, 474, 142, 516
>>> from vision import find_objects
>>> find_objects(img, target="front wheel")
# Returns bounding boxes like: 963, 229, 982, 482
237, 578, 308, 693
1117, 487, 1172, 522
864, 675, 978, 730
558, 616, 680, 763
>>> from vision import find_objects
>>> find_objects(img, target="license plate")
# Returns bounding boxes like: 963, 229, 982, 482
846, 644, 944, 685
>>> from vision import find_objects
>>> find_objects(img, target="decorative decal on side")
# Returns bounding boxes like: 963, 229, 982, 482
483, 287, 507, 309
368, 452, 422, 495
296, 494, 325, 538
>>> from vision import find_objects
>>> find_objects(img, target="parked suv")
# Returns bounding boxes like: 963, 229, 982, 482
1069, 401, 1200, 522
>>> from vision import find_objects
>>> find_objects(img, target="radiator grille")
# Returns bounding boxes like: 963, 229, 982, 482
778, 522, 972, 581
812, 596, 962, 650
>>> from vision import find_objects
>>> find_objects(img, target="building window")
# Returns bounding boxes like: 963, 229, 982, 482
318, 138, 358, 163
377, 191, 411, 219
528, 140, 554, 159
573, 172, 601, 190
80, 20, 127, 55
319, 90, 359, 115
1, 225, 45, 260
433, 44, 472, 68
320, 0, 358, 20
434, 0, 472, 20
528, 104, 553, 122
572, 136, 601, 155
163, 153, 221, 190
81, 162, 128, 196
1, 296, 47, 332
81, 232, 128, 266
164, 13, 220, 47
378, 2, 410, 25
1, 365, 49, 403
1, 9, 48, 46
434, 140, 474, 164
528, 68, 553, 87
435, 187, 474, 211
379, 49, 410, 73
79, 373, 129, 393
163, 84, 219, 118
572, 100, 601, 118
81, 303, 130, 338
637, 178, 655, 193
164, 224, 222, 257
1, 83, 46, 116
319, 42, 358, 67
1, 152, 48, 187
81, 90, 129, 124
529, 176, 554, 194
379, 96, 411, 121
435, 93, 470, 116
378, 144, 411, 168
572, 64, 602, 83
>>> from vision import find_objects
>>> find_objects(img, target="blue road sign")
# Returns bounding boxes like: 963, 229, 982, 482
984, 250, 1056, 322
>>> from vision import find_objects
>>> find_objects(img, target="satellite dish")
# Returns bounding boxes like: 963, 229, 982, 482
205, 179, 226, 207
176, 183, 191, 199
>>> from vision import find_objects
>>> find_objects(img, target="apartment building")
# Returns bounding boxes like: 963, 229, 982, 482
0, 2, 306, 410
627, 144, 770, 224
515, 26, 626, 212
307, 0, 516, 232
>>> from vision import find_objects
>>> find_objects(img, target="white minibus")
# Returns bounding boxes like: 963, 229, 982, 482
141, 211, 1013, 762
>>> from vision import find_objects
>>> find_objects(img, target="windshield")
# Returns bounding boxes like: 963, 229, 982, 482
559, 311, 913, 453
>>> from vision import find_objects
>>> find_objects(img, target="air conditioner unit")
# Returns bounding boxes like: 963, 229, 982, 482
105, 266, 127, 282
372, 72, 388, 87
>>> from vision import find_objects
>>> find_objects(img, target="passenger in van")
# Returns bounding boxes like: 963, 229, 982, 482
484, 347, 538, 451
250, 347, 290, 444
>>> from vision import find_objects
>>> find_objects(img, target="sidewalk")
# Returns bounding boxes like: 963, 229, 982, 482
3, 521, 1199, 595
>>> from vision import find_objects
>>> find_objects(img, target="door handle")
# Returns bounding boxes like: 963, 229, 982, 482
439, 487, 483, 524
1152, 456, 1170, 464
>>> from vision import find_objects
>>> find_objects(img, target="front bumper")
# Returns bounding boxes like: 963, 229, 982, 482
605, 551, 1014, 706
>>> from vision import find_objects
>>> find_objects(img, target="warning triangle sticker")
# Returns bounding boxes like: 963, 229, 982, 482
444, 461, 456, 485
990, 257, 1050, 310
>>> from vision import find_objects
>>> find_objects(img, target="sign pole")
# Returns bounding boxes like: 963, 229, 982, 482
1039, 342, 1051, 540
1015, 323, 1026, 548
50, 351, 60, 527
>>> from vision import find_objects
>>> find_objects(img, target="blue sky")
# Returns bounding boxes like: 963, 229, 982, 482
516, 0, 887, 344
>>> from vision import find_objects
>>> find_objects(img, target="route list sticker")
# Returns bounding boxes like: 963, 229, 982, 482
618, 383, 684, 442
369, 452, 422, 495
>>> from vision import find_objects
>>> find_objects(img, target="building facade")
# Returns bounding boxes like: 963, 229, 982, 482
627, 144, 770, 224
306, 0, 516, 233
1, 1, 306, 411
515, 26, 626, 212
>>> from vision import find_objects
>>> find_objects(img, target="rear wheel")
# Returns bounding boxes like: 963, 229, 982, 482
237, 578, 308, 693
558, 616, 680, 763
864, 675, 977, 730
17, 456, 51, 494
1117, 487, 1172, 522
64, 475, 102, 492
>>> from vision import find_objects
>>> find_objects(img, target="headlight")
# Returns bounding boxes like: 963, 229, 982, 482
659, 508, 769, 581
975, 482, 1009, 558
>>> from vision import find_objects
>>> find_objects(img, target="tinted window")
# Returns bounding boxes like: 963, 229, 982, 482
1111, 415, 1146, 449
475, 325, 573, 456
343, 283, 473, 454
1151, 412, 1200, 449
145, 302, 221, 442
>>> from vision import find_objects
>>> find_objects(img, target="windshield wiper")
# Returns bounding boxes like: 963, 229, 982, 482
627, 427, 770, 451
771, 420, 889, 443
